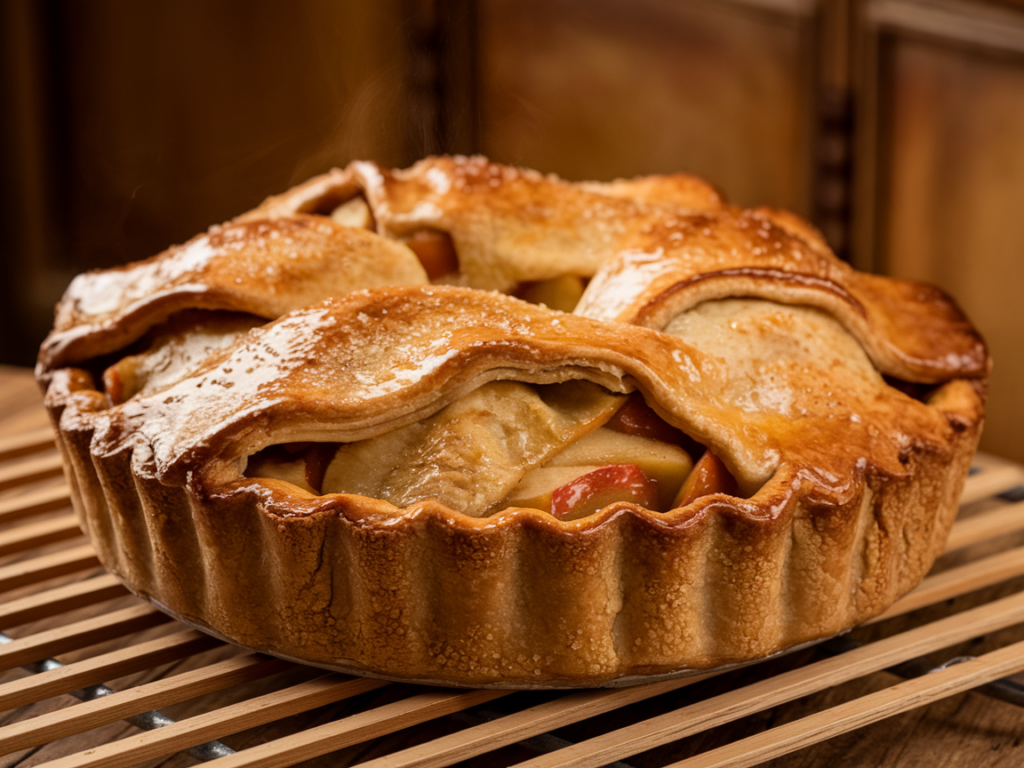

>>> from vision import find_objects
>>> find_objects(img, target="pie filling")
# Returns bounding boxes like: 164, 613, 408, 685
97, 310, 737, 519
94, 297, 913, 522
243, 384, 740, 520
513, 275, 588, 313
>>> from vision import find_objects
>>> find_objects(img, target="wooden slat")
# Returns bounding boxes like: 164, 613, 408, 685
960, 464, 1024, 505
945, 500, 1024, 551
0, 483, 71, 525
0, 629, 217, 712
0, 573, 126, 628
0, 426, 54, 462
337, 677, 716, 768
0, 543, 99, 594
0, 515, 83, 558
188, 687, 510, 768
874, 544, 1024, 622
36, 674, 399, 768
0, 653, 291, 755
665, 637, 1024, 768
0, 452, 64, 493
378, 590, 1024, 768
0, 604, 169, 672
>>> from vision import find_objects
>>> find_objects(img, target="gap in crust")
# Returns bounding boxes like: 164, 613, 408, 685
37, 156, 990, 688
242, 384, 729, 520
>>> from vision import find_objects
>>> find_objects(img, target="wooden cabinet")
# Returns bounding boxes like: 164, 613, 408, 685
50, 1, 414, 272
1, 0, 416, 362
477, 0, 818, 213
853, 0, 1024, 462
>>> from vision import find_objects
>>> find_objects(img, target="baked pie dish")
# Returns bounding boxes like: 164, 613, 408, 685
38, 156, 989, 687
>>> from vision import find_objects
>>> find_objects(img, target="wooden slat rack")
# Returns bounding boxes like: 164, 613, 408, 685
2, 367, 1024, 767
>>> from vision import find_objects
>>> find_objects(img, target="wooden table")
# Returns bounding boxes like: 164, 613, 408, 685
0, 364, 1022, 767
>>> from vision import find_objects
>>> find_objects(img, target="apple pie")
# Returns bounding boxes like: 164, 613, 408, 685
38, 156, 988, 687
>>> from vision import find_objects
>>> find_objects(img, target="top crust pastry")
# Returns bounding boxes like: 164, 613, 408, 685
38, 156, 989, 688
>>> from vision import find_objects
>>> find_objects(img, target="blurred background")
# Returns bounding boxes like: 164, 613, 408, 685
2, 0, 1024, 462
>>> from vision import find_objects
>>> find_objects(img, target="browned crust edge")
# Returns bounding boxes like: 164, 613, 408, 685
43, 366, 983, 687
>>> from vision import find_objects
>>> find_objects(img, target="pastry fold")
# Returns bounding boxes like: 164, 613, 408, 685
40, 216, 427, 372
240, 156, 727, 292
572, 210, 987, 384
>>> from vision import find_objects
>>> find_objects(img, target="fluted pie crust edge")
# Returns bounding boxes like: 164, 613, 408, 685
43, 364, 983, 687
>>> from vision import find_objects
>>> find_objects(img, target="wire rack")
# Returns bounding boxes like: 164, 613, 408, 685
3, 412, 1024, 767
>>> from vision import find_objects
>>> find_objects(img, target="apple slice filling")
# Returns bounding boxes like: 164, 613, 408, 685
243, 387, 740, 519
543, 427, 693, 510
500, 463, 660, 520
514, 275, 587, 313
244, 444, 316, 494
673, 450, 738, 508
552, 465, 659, 520
330, 196, 375, 230
321, 205, 589, 313
244, 379, 625, 511
401, 229, 460, 282
401, 229, 590, 312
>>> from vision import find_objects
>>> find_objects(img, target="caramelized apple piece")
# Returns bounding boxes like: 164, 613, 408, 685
605, 392, 680, 443
516, 275, 586, 312
672, 450, 738, 508
330, 196, 374, 229
500, 465, 603, 514
551, 464, 659, 521
304, 443, 338, 494
320, 381, 623, 515
244, 443, 339, 495
606, 391, 709, 457
102, 363, 130, 405
246, 450, 316, 494
547, 427, 692, 510
403, 229, 459, 281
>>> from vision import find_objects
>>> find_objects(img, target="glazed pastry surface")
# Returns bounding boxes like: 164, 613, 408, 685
57, 283, 969, 504
41, 216, 427, 371
37, 156, 989, 687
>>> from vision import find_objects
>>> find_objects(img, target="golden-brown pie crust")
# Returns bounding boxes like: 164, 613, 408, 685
38, 156, 988, 688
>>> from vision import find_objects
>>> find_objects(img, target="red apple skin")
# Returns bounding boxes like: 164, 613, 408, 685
605, 393, 705, 459
672, 450, 739, 508
605, 393, 682, 444
304, 444, 339, 494
551, 464, 660, 519
403, 229, 459, 280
